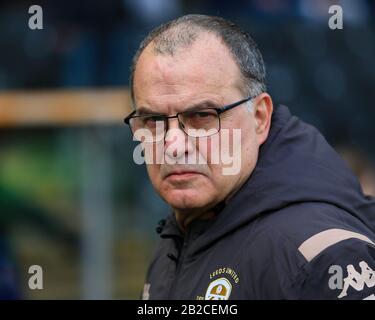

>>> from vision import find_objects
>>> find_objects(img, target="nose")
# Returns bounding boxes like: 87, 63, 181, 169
164, 117, 191, 160
165, 116, 183, 134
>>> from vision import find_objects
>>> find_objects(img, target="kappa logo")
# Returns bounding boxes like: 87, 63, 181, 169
338, 261, 375, 298
205, 278, 232, 300
337, 261, 375, 298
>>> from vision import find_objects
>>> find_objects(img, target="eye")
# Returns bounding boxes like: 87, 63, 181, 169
181, 109, 218, 130
195, 111, 214, 118
184, 109, 216, 119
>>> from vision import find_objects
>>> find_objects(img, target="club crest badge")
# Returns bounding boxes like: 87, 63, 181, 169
205, 277, 232, 300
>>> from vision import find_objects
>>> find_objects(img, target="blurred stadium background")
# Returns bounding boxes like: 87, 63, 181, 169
0, 0, 374, 299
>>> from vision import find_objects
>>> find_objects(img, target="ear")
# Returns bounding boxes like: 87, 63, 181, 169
253, 93, 273, 146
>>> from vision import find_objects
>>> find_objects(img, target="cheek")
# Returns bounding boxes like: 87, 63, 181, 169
241, 133, 259, 173
146, 164, 162, 188
204, 128, 241, 165
195, 129, 241, 177
143, 142, 164, 164
200, 134, 221, 165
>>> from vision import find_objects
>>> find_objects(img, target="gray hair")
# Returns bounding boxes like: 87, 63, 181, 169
129, 14, 266, 103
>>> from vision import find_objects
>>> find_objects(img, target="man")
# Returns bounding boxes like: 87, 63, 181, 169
124, 14, 375, 299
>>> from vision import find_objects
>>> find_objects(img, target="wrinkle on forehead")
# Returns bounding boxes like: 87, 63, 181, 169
133, 32, 242, 112
137, 93, 224, 115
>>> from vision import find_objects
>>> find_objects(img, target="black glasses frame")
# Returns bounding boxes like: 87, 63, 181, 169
124, 95, 256, 141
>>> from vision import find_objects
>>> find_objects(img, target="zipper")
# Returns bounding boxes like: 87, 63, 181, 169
167, 228, 191, 299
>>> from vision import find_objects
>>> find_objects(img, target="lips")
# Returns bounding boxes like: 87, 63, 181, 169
161, 165, 208, 181
163, 169, 205, 182
166, 171, 202, 179
167, 171, 199, 177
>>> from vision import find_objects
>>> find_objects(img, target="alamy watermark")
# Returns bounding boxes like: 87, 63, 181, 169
132, 124, 243, 176
328, 5, 343, 30
28, 264, 43, 290
28, 5, 43, 30
328, 260, 375, 299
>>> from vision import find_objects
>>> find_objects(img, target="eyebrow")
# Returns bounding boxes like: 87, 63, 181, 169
135, 106, 160, 115
135, 100, 220, 115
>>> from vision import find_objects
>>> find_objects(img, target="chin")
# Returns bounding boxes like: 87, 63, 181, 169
162, 188, 212, 210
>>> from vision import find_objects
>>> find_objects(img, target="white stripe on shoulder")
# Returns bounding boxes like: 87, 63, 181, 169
298, 228, 375, 262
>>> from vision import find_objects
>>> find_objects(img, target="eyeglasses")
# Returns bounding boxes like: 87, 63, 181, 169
124, 96, 255, 143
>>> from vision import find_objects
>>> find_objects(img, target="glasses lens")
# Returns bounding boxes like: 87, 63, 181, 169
130, 115, 165, 142
179, 109, 219, 137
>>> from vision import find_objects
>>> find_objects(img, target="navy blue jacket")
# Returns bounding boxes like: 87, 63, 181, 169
142, 105, 375, 300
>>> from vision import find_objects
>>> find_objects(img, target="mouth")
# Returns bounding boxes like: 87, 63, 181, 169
165, 171, 203, 181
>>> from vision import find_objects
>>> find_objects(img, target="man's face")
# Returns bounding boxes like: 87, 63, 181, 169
133, 32, 271, 215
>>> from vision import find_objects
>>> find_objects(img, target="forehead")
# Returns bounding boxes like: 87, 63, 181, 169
133, 32, 242, 112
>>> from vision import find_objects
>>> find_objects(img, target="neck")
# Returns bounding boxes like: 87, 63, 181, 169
174, 202, 226, 233
174, 209, 215, 233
